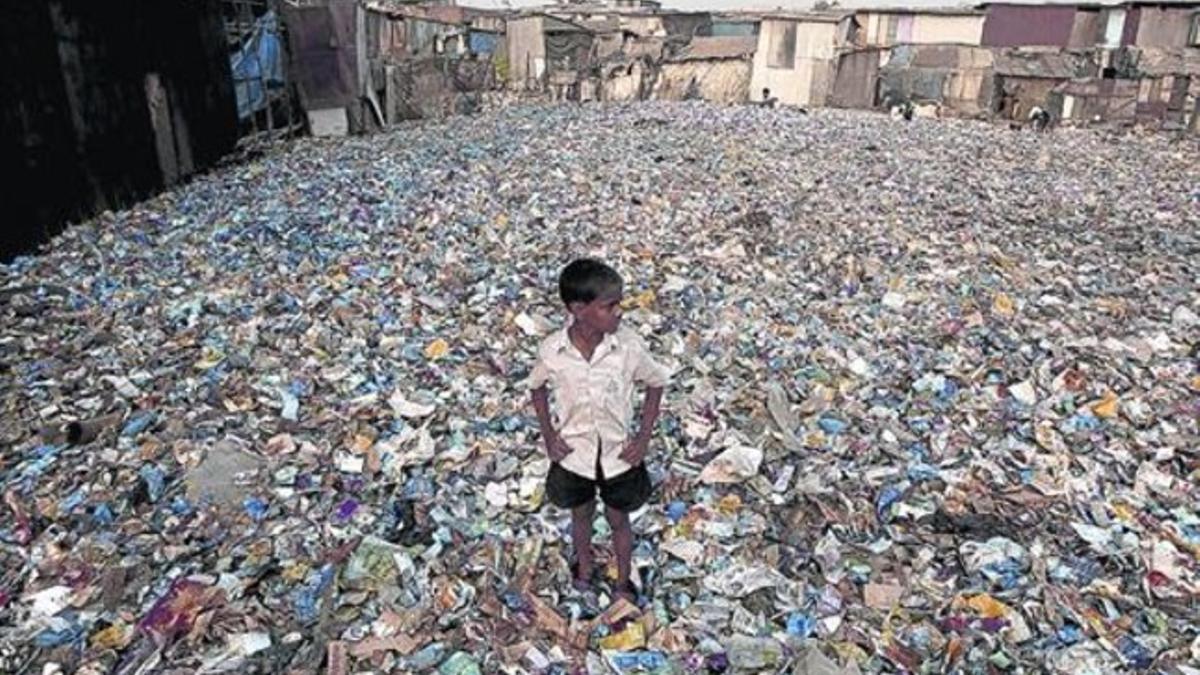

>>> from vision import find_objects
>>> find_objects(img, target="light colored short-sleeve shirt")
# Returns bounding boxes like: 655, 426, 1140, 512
528, 325, 670, 481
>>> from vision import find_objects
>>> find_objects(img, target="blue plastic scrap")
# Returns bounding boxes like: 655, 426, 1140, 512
230, 10, 285, 119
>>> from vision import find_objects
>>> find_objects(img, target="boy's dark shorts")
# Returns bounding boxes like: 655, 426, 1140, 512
546, 461, 652, 513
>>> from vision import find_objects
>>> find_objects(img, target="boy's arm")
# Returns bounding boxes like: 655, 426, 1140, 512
531, 385, 568, 462
622, 334, 670, 465
620, 385, 663, 465
636, 386, 663, 441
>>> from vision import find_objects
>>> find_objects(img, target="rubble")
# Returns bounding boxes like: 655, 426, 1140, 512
1, 102, 1198, 673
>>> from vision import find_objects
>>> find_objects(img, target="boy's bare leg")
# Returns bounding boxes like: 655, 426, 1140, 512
571, 501, 596, 583
605, 506, 633, 597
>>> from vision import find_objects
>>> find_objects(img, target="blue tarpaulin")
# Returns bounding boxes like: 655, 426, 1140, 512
468, 31, 499, 55
231, 11, 284, 119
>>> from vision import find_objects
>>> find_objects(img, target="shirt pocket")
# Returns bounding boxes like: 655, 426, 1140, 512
601, 370, 631, 412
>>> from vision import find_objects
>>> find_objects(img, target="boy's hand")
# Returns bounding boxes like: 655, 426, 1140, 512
545, 432, 571, 463
620, 434, 650, 466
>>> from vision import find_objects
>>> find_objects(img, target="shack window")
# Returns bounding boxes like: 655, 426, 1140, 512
1190, 13, 1200, 46
768, 22, 797, 69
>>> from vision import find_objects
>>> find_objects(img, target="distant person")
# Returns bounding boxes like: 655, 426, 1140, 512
889, 100, 914, 121
761, 87, 778, 108
884, 95, 907, 120
1030, 106, 1052, 132
530, 258, 669, 605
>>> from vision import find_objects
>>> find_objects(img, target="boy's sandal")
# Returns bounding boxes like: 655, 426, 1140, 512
614, 580, 639, 603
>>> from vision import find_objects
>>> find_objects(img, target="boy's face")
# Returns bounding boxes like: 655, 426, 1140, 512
570, 291, 623, 335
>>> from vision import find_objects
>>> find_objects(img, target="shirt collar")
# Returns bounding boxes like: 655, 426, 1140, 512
551, 322, 621, 356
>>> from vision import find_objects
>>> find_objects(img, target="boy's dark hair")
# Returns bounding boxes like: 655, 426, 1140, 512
559, 258, 623, 305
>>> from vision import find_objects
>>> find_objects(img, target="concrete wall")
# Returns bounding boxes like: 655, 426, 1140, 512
654, 59, 752, 103
751, 19, 838, 106
506, 16, 545, 88
982, 5, 1077, 47
1134, 7, 1195, 48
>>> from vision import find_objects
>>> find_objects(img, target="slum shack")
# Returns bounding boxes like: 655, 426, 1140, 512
655, 36, 758, 104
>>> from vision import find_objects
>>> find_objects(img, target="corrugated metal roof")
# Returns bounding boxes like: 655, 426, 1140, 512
542, 4, 706, 16
626, 36, 667, 58
856, 7, 985, 15
712, 13, 761, 23
975, 1, 1123, 7
671, 35, 757, 61
575, 16, 622, 33
754, 11, 848, 23
542, 15, 596, 33
1122, 0, 1200, 6
366, 2, 507, 23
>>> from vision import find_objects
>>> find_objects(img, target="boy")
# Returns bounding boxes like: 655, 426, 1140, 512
529, 258, 669, 603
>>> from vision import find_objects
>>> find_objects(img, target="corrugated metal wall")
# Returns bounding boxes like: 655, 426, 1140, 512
830, 49, 880, 109
283, 1, 360, 110
981, 5, 1077, 47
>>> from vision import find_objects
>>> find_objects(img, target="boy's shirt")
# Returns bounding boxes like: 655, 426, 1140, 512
528, 325, 670, 481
